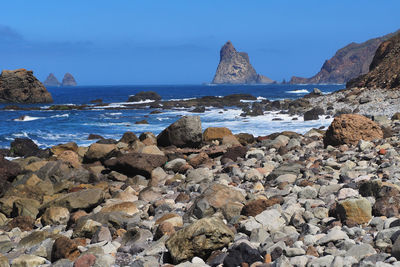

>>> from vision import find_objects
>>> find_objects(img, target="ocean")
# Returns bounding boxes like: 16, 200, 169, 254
0, 84, 344, 149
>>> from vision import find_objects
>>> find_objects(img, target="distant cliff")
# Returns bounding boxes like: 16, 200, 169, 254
0, 69, 53, 103
347, 31, 400, 89
62, 73, 77, 86
212, 41, 274, 84
43, 73, 61, 87
290, 31, 398, 84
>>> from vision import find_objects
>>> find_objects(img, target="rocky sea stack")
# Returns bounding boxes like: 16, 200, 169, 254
212, 41, 274, 84
43, 73, 61, 87
347, 31, 400, 89
290, 30, 398, 84
62, 73, 77, 87
0, 69, 53, 103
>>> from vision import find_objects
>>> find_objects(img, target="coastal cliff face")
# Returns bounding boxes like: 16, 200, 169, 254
290, 31, 398, 84
43, 73, 61, 87
62, 73, 77, 86
347, 32, 400, 89
212, 41, 274, 84
0, 69, 53, 103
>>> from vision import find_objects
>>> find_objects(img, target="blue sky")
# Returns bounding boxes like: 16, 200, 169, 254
0, 1, 399, 85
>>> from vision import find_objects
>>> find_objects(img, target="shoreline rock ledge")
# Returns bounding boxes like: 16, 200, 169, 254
212, 41, 275, 84
0, 69, 53, 103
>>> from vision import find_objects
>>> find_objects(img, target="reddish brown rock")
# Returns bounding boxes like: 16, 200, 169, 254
73, 254, 96, 267
241, 197, 284, 217
3, 216, 35, 232
188, 152, 209, 168
203, 127, 234, 142
323, 114, 383, 147
0, 69, 53, 103
154, 221, 175, 240
0, 156, 21, 196
51, 236, 80, 262
347, 31, 400, 89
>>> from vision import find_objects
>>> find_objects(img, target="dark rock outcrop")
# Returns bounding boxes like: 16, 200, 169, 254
128, 91, 161, 102
212, 41, 274, 84
290, 31, 398, 84
157, 116, 202, 148
0, 69, 53, 103
347, 32, 400, 89
62, 73, 77, 87
43, 73, 60, 87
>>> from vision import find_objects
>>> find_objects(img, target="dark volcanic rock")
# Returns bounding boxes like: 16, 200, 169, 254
304, 107, 324, 121
104, 153, 167, 178
347, 31, 400, 89
0, 156, 21, 196
128, 91, 161, 102
212, 41, 274, 84
61, 73, 77, 86
0, 69, 53, 103
9, 138, 41, 157
290, 30, 398, 84
43, 73, 61, 87
157, 116, 202, 148
223, 243, 263, 267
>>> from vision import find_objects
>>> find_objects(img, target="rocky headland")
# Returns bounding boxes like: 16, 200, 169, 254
2, 112, 400, 266
62, 73, 77, 87
290, 30, 398, 84
43, 73, 61, 87
0, 69, 53, 103
212, 41, 275, 84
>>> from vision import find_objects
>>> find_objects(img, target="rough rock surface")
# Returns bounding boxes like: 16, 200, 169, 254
323, 114, 383, 147
290, 30, 398, 84
62, 73, 77, 86
157, 116, 202, 148
128, 91, 161, 102
347, 31, 400, 89
43, 73, 61, 87
165, 217, 234, 263
0, 69, 53, 103
212, 41, 274, 84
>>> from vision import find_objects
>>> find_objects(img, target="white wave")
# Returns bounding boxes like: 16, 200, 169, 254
13, 116, 42, 122
286, 89, 309, 94
5, 157, 20, 161
13, 132, 29, 138
51, 114, 69, 118
168, 98, 196, 101
107, 112, 122, 115
257, 96, 267, 100
82, 122, 132, 127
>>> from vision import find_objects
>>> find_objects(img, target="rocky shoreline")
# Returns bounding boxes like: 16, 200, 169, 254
2, 113, 400, 266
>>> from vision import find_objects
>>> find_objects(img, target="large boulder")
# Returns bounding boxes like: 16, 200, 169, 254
104, 152, 167, 178
165, 217, 234, 263
0, 69, 53, 103
41, 189, 105, 212
303, 107, 324, 121
323, 114, 383, 147
203, 127, 234, 142
0, 156, 21, 196
157, 116, 202, 148
128, 91, 161, 102
9, 138, 41, 157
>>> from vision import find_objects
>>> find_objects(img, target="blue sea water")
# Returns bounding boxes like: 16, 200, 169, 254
0, 84, 344, 149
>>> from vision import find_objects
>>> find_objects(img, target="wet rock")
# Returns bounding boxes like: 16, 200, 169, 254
304, 107, 324, 121
165, 217, 234, 263
128, 91, 161, 102
323, 114, 383, 147
157, 116, 202, 148
9, 138, 41, 157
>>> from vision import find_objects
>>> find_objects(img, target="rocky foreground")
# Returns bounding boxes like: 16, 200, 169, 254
2, 114, 400, 266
